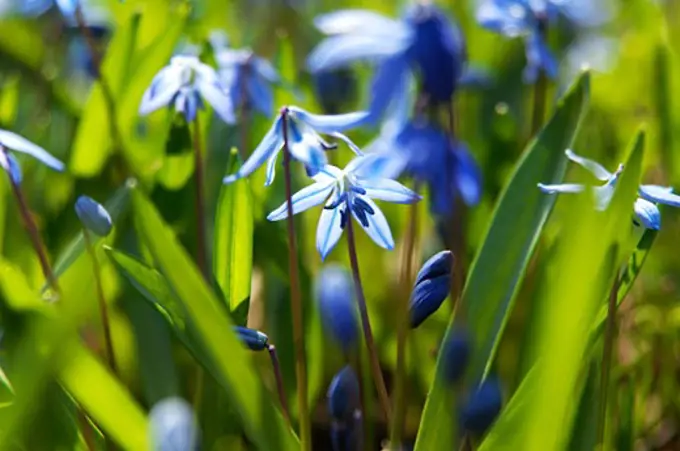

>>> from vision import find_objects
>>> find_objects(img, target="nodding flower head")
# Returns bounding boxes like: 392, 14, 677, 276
316, 264, 359, 351
223, 106, 369, 187
75, 196, 113, 237
139, 55, 235, 124
409, 250, 454, 328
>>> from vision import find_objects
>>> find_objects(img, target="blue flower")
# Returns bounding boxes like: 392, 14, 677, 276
538, 149, 680, 230
440, 329, 471, 384
316, 265, 359, 351
308, 4, 466, 120
139, 55, 234, 124
266, 154, 421, 259
460, 377, 503, 435
234, 326, 269, 351
75, 195, 113, 237
223, 106, 369, 185
327, 365, 360, 423
149, 397, 199, 451
410, 250, 454, 328
0, 129, 65, 182
476, 0, 612, 83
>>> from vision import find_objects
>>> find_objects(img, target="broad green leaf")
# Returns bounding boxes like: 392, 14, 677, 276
58, 341, 149, 450
131, 189, 297, 450
414, 72, 590, 451
214, 149, 254, 315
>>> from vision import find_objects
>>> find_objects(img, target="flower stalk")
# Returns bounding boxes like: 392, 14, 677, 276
267, 344, 291, 424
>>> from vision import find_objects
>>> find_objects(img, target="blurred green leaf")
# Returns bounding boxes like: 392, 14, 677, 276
615, 377, 635, 451
131, 188, 298, 450
214, 149, 254, 316
414, 72, 590, 451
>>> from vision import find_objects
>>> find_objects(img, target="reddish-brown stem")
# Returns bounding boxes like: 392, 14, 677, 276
267, 345, 291, 424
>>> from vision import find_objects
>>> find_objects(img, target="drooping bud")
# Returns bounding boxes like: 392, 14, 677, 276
233, 326, 269, 351
440, 329, 470, 384
316, 265, 359, 351
459, 377, 503, 435
409, 250, 454, 328
327, 365, 360, 423
75, 195, 113, 237
149, 397, 200, 451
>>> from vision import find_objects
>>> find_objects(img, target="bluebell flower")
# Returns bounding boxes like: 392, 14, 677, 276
139, 55, 234, 124
538, 149, 680, 230
223, 106, 369, 185
441, 329, 471, 384
266, 154, 420, 259
476, 0, 612, 83
308, 3, 466, 120
149, 397, 200, 451
234, 326, 269, 351
316, 264, 358, 351
0, 129, 65, 181
75, 195, 113, 237
410, 250, 454, 328
327, 365, 360, 423
460, 377, 503, 435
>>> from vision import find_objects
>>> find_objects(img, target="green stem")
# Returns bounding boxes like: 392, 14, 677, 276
597, 275, 621, 447
345, 214, 392, 425
281, 111, 311, 450
267, 345, 291, 425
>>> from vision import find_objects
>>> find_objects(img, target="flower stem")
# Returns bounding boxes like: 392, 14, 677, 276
267, 344, 291, 424
191, 115, 208, 279
345, 216, 393, 425
597, 275, 620, 447
530, 20, 549, 138
281, 112, 311, 451
83, 228, 118, 375
390, 190, 419, 447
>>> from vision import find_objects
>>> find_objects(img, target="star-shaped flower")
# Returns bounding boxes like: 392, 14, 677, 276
267, 154, 421, 259
139, 55, 234, 124
223, 106, 368, 185
538, 149, 680, 230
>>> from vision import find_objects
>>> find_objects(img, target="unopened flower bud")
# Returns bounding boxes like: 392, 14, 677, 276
327, 365, 360, 423
409, 250, 454, 328
317, 265, 358, 351
234, 326, 269, 351
75, 195, 113, 237
460, 377, 503, 435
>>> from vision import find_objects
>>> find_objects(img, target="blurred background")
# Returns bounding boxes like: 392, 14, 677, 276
0, 0, 680, 450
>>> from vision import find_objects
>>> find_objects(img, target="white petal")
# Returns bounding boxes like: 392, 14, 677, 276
360, 178, 420, 204
196, 77, 235, 124
565, 149, 612, 181
286, 120, 328, 173
267, 180, 335, 221
639, 184, 680, 208
351, 196, 394, 250
537, 183, 585, 194
139, 66, 183, 116
314, 9, 407, 37
316, 204, 346, 260
0, 129, 64, 171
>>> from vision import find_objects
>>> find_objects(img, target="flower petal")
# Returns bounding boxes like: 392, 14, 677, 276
286, 120, 328, 175
524, 31, 558, 83
537, 183, 585, 194
360, 178, 420, 204
223, 117, 283, 184
307, 34, 410, 73
264, 152, 278, 187
253, 57, 280, 83
0, 151, 22, 184
317, 204, 346, 260
0, 129, 64, 171
289, 106, 369, 134
564, 149, 612, 181
347, 152, 406, 180
246, 74, 274, 117
453, 143, 483, 206
367, 55, 411, 123
351, 196, 394, 250
476, 0, 533, 37
328, 132, 363, 156
196, 77, 235, 124
267, 181, 336, 221
633, 198, 660, 230
139, 66, 183, 116
639, 184, 680, 208
314, 9, 408, 36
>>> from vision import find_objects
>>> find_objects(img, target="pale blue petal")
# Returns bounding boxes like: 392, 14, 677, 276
246, 74, 273, 117
633, 198, 660, 230
314, 10, 407, 36
328, 132, 363, 156
139, 66, 183, 116
267, 181, 336, 221
639, 185, 680, 208
196, 77, 235, 124
367, 56, 410, 123
313, 165, 344, 183
264, 152, 278, 187
286, 120, 328, 174
594, 184, 615, 211
289, 106, 369, 133
0, 129, 64, 172
537, 182, 585, 194
316, 204, 346, 260
524, 31, 558, 83
351, 196, 394, 250
0, 152, 22, 184
223, 117, 283, 184
476, 0, 533, 37
564, 149, 611, 181
454, 143, 483, 206
307, 34, 410, 73
360, 178, 420, 204
253, 57, 280, 83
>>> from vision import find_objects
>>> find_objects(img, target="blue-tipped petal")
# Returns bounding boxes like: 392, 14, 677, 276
0, 129, 65, 172
314, 9, 408, 37
565, 149, 612, 181
307, 34, 409, 73
75, 195, 113, 237
316, 265, 358, 351
367, 55, 410, 123
350, 195, 394, 250
267, 180, 335, 221
317, 203, 346, 260
223, 117, 283, 184
289, 107, 369, 134
639, 185, 680, 208
196, 77, 235, 124
149, 397, 199, 451
453, 144, 483, 206
537, 183, 585, 194
246, 74, 274, 117
0, 152, 22, 185
633, 198, 660, 230
360, 178, 420, 204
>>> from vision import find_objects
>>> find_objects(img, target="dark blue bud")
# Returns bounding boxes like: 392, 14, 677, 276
313, 69, 358, 115
327, 366, 360, 423
316, 265, 358, 351
440, 329, 470, 384
149, 397, 200, 451
409, 250, 454, 328
460, 377, 503, 436
75, 195, 113, 237
234, 326, 269, 351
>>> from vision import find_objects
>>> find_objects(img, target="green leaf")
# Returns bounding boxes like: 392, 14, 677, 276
615, 376, 635, 451
131, 189, 297, 450
214, 149, 254, 316
58, 340, 149, 450
414, 72, 590, 451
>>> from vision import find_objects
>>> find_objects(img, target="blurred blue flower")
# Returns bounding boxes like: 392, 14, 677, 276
139, 55, 234, 124
55, 0, 111, 32
410, 250, 454, 328
460, 377, 503, 435
0, 0, 51, 17
267, 154, 421, 259
327, 365, 360, 422
476, 0, 613, 83
316, 264, 358, 351
441, 329, 471, 384
223, 106, 368, 186
75, 195, 112, 237
308, 3, 466, 120
0, 129, 65, 176
149, 397, 199, 451
538, 149, 680, 230
234, 326, 269, 351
